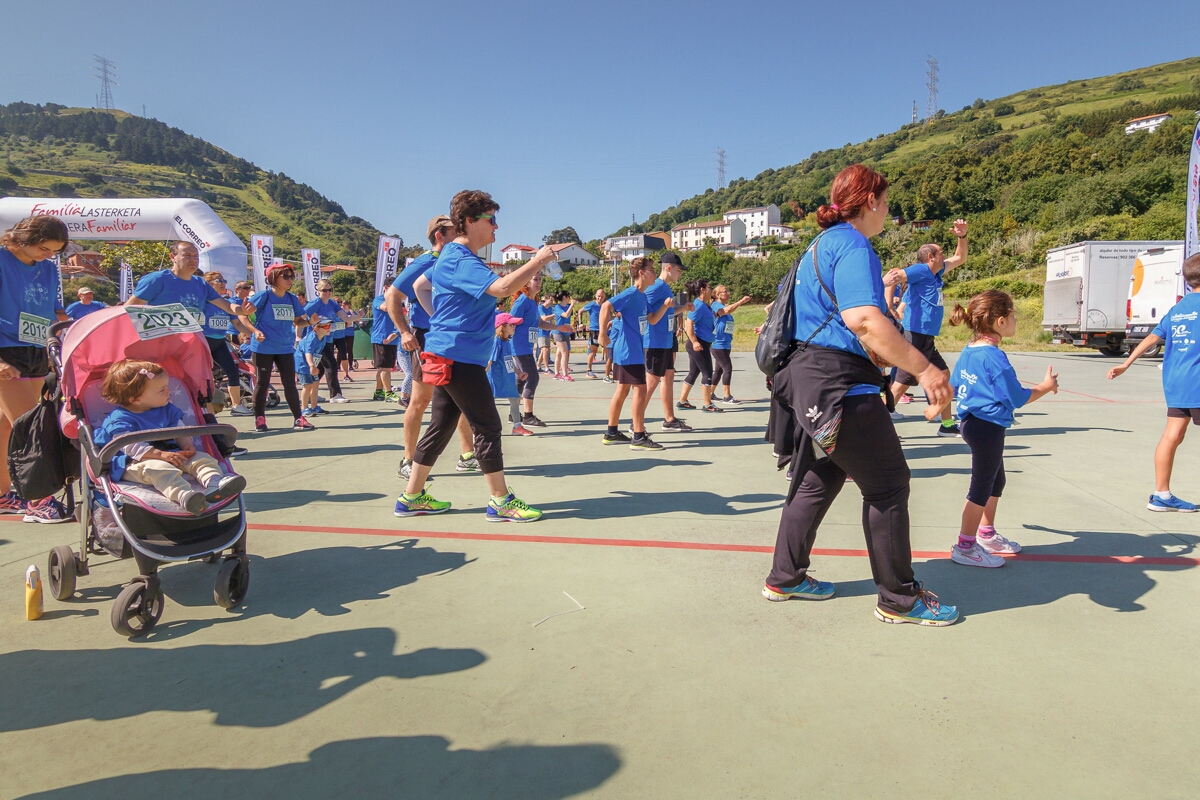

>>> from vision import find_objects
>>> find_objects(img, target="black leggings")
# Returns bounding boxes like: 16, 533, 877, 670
314, 341, 342, 396
515, 354, 540, 400
207, 336, 238, 387
413, 362, 504, 474
253, 352, 303, 419
766, 392, 919, 614
711, 347, 732, 389
683, 340, 713, 387
961, 414, 1007, 506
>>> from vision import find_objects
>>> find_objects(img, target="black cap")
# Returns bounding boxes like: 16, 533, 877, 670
661, 251, 686, 269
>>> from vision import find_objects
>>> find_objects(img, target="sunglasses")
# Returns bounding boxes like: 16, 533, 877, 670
276, 271, 295, 279
212, 278, 227, 284
476, 213, 498, 226
318, 289, 332, 293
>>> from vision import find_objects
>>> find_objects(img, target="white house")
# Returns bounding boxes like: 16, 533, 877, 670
767, 223, 795, 241
670, 219, 746, 251
548, 242, 600, 267
500, 244, 538, 264
723, 204, 780, 241
602, 233, 666, 263
1125, 113, 1172, 135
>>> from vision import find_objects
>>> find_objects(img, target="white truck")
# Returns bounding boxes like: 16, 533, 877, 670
1125, 245, 1186, 357
1042, 240, 1183, 355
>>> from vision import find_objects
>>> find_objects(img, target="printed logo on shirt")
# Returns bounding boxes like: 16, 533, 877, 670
1171, 311, 1198, 322
958, 368, 978, 385
273, 305, 295, 321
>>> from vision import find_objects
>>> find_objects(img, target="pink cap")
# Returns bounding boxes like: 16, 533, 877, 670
495, 311, 523, 328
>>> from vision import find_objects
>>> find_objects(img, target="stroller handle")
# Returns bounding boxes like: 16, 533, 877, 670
46, 319, 73, 368
91, 424, 240, 476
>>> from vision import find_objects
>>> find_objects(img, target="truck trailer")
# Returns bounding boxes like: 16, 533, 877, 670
1041, 240, 1183, 355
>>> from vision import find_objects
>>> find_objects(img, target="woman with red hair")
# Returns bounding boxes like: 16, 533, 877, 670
246, 262, 313, 431
761, 164, 959, 626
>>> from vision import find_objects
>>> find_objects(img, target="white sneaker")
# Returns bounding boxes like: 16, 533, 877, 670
977, 532, 1021, 554
229, 404, 254, 416
329, 394, 349, 404
950, 542, 1006, 568
889, 411, 904, 421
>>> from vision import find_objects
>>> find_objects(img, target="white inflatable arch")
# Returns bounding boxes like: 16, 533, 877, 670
0, 197, 248, 286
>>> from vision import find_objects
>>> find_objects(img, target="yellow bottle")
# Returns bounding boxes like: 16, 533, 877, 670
25, 565, 43, 621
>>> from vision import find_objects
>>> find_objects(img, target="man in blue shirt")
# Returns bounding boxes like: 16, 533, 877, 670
579, 288, 606, 378
884, 218, 968, 436
126, 241, 253, 325
599, 257, 664, 450
65, 287, 107, 320
641, 251, 693, 433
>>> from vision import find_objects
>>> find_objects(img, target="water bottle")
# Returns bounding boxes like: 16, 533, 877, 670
543, 260, 563, 281
25, 565, 43, 620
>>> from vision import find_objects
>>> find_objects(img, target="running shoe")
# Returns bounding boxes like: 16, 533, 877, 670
602, 431, 632, 445
561, 374, 574, 382
719, 396, 741, 405
205, 474, 247, 503
1147, 493, 1198, 512
486, 491, 543, 523
456, 454, 481, 473
976, 532, 1022, 554
702, 404, 723, 413
394, 490, 451, 517
385, 391, 399, 403
762, 576, 836, 601
874, 586, 958, 626
898, 394, 913, 404
372, 389, 386, 401
229, 404, 254, 416
512, 424, 533, 436
936, 422, 961, 437
228, 446, 249, 458
293, 417, 317, 431
329, 394, 349, 404
302, 408, 317, 417
22, 496, 75, 524
397, 458, 433, 482
311, 405, 329, 415
255, 416, 268, 432
603, 375, 614, 383
661, 419, 694, 433
0, 489, 28, 515
889, 411, 904, 421
950, 542, 1005, 568
677, 400, 696, 410
342, 374, 355, 382
629, 435, 664, 451
586, 371, 598, 379
397, 394, 411, 407
521, 414, 547, 428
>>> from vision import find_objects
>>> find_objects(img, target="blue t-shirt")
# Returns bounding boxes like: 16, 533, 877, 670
65, 300, 108, 321
94, 404, 185, 482
582, 301, 602, 331
293, 330, 327, 375
553, 304, 573, 327
511, 294, 540, 357
643, 279, 676, 349
0, 248, 64, 348
392, 251, 438, 330
422, 242, 500, 367
952, 344, 1032, 427
202, 295, 233, 339
792, 224, 887, 360
1152, 293, 1200, 408
609, 286, 648, 366
132, 269, 222, 327
487, 336, 519, 398
712, 301, 733, 350
370, 294, 398, 344
248, 290, 305, 355
304, 297, 346, 336
336, 307, 356, 339
901, 262, 945, 336
687, 301, 716, 343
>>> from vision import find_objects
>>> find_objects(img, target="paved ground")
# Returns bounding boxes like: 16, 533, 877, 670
2, 351, 1198, 798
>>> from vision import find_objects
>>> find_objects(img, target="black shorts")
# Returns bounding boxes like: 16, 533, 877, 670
645, 347, 676, 377
588, 331, 601, 347
1167, 408, 1200, 425
335, 335, 353, 362
0, 345, 49, 379
410, 328, 428, 381
893, 331, 949, 386
614, 363, 646, 385
373, 343, 398, 370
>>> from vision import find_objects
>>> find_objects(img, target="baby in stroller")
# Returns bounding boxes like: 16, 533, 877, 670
94, 359, 246, 515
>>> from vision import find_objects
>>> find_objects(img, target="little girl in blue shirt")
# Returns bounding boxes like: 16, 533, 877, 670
942, 291, 1058, 568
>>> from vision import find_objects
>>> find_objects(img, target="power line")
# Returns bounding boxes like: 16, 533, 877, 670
716, 147, 726, 190
92, 55, 117, 113
925, 55, 939, 125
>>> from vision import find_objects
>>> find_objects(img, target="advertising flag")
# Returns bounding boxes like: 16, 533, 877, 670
375, 236, 402, 297
250, 235, 273, 293
119, 261, 134, 302
1186, 119, 1200, 295
301, 248, 322, 300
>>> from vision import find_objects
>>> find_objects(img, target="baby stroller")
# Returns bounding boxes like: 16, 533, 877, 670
217, 342, 278, 410
45, 306, 250, 638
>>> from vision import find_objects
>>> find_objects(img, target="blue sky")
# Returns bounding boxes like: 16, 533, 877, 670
2, 0, 1197, 253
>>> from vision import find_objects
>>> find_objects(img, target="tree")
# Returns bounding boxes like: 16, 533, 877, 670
96, 241, 172, 280
543, 227, 581, 245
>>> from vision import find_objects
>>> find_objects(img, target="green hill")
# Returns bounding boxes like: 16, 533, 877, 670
0, 102, 414, 306
609, 57, 1200, 291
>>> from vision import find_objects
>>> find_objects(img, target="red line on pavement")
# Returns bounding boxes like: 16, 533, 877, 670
246, 522, 1199, 566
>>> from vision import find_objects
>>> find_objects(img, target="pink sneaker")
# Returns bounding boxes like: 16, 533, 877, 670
293, 417, 316, 431
562, 374, 574, 382
898, 394, 913, 404
512, 424, 533, 436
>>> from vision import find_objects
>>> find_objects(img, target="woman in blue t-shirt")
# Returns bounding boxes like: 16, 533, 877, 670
551, 291, 576, 381
247, 263, 314, 432
677, 279, 720, 412
0, 216, 71, 522
202, 270, 260, 416
763, 164, 959, 627
709, 285, 752, 405
396, 190, 557, 523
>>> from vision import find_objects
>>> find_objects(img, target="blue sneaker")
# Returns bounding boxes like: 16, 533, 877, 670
762, 576, 835, 601
1147, 493, 1197, 512
311, 405, 329, 415
393, 490, 451, 517
874, 587, 958, 626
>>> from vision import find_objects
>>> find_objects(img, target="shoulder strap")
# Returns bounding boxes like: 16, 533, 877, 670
797, 231, 836, 349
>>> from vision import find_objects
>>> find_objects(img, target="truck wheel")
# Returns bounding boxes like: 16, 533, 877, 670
1146, 343, 1162, 358
1099, 345, 1125, 357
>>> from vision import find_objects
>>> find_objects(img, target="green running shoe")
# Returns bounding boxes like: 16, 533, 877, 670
394, 490, 451, 517
486, 490, 542, 523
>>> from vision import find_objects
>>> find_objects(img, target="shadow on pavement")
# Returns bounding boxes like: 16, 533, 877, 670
234, 442, 401, 461
243, 488, 389, 511
23, 735, 621, 799
537, 489, 780, 519
499, 458, 711, 479
0, 627, 485, 732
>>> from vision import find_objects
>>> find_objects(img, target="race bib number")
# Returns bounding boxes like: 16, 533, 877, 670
638, 315, 649, 336
528, 328, 537, 344
723, 320, 734, 336
667, 314, 676, 332
184, 306, 205, 326
125, 303, 203, 341
331, 321, 345, 332
273, 305, 295, 322
208, 315, 230, 331
18, 312, 50, 346
504, 356, 516, 374
935, 289, 944, 307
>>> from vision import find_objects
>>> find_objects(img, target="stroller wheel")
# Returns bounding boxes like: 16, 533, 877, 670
47, 545, 78, 601
266, 390, 280, 409
214, 557, 249, 609
111, 580, 165, 637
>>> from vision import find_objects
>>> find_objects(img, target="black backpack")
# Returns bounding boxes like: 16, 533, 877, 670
8, 373, 80, 502
755, 231, 828, 378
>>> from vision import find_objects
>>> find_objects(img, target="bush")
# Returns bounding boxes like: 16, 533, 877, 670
993, 103, 1015, 117
49, 181, 76, 197
1113, 76, 1146, 92
0, 175, 16, 193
